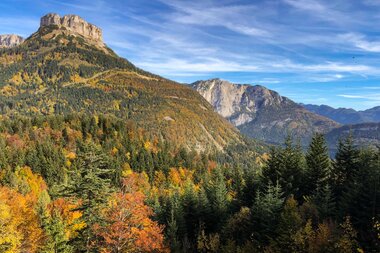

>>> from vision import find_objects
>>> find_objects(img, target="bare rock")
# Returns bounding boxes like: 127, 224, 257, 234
0, 34, 24, 48
40, 13, 103, 43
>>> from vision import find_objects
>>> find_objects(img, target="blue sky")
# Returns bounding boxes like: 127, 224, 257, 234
1, 0, 380, 110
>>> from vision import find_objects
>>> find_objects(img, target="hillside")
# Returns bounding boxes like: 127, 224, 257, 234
302, 104, 380, 124
192, 79, 340, 146
0, 14, 244, 151
326, 122, 380, 153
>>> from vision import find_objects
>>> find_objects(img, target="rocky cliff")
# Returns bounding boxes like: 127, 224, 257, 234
192, 79, 340, 146
193, 78, 292, 126
0, 34, 24, 48
40, 13, 103, 43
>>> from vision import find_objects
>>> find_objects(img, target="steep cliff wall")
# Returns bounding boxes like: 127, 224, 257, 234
40, 13, 103, 42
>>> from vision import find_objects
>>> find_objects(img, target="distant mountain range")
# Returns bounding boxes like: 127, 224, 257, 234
326, 122, 380, 153
192, 79, 380, 150
192, 79, 339, 146
301, 104, 380, 125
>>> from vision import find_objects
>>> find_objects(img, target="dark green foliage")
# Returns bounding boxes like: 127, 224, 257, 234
262, 136, 305, 199
251, 182, 284, 246
305, 133, 331, 196
331, 135, 360, 215
60, 142, 114, 252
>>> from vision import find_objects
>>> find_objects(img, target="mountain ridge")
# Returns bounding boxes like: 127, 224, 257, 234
302, 103, 380, 124
0, 13, 245, 152
192, 78, 340, 146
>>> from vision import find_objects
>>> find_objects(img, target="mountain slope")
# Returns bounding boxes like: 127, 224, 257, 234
302, 104, 380, 124
326, 122, 380, 153
192, 79, 340, 146
0, 14, 244, 151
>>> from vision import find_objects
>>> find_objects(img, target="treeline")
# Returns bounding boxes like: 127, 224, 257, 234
0, 114, 378, 252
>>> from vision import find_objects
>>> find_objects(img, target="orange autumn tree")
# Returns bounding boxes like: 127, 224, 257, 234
0, 186, 45, 253
95, 172, 168, 253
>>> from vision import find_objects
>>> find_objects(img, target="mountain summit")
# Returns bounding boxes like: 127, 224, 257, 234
192, 79, 340, 145
40, 13, 103, 44
0, 13, 243, 151
0, 34, 24, 48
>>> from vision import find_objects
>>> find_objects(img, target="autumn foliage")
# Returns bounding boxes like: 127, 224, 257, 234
94, 174, 168, 253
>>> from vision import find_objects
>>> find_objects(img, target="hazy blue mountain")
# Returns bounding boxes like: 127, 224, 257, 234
302, 104, 380, 124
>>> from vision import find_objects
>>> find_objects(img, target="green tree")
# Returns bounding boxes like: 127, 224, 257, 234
331, 135, 360, 216
276, 196, 303, 252
251, 182, 284, 246
60, 143, 114, 252
305, 133, 331, 196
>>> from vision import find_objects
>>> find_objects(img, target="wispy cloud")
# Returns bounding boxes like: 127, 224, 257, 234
160, 0, 270, 37
283, 0, 352, 25
1, 0, 379, 110
338, 93, 380, 101
340, 33, 380, 52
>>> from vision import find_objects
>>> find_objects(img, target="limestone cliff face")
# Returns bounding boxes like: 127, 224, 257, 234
40, 13, 103, 43
0, 34, 24, 48
192, 78, 291, 126
192, 79, 340, 146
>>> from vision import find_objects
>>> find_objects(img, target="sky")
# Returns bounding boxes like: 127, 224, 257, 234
1, 0, 380, 110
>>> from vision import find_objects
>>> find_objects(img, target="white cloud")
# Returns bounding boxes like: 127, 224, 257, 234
160, 0, 270, 37
338, 93, 380, 101
340, 33, 380, 52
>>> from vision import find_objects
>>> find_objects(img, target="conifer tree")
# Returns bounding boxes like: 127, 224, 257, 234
305, 133, 331, 196
206, 168, 229, 231
331, 135, 360, 216
276, 196, 303, 252
60, 143, 114, 252
251, 182, 284, 245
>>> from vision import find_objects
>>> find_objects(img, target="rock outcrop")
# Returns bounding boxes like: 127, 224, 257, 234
192, 78, 340, 146
192, 78, 290, 126
40, 13, 103, 43
0, 34, 24, 48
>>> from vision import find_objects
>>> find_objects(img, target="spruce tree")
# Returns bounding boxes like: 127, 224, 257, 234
206, 167, 229, 231
251, 182, 284, 245
280, 136, 305, 199
60, 143, 114, 252
276, 196, 303, 252
305, 133, 331, 196
331, 135, 360, 216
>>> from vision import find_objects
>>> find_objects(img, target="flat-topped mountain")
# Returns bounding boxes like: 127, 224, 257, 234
0, 34, 24, 48
0, 14, 244, 151
192, 79, 340, 146
40, 13, 103, 43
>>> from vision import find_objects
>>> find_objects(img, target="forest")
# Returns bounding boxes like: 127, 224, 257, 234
0, 113, 378, 253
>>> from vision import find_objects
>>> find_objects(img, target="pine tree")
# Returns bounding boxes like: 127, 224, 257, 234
182, 180, 200, 244
305, 133, 331, 196
197, 186, 212, 229
251, 182, 284, 245
206, 167, 229, 231
331, 135, 360, 216
263, 136, 305, 199
280, 136, 305, 199
60, 143, 114, 252
276, 196, 303, 252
